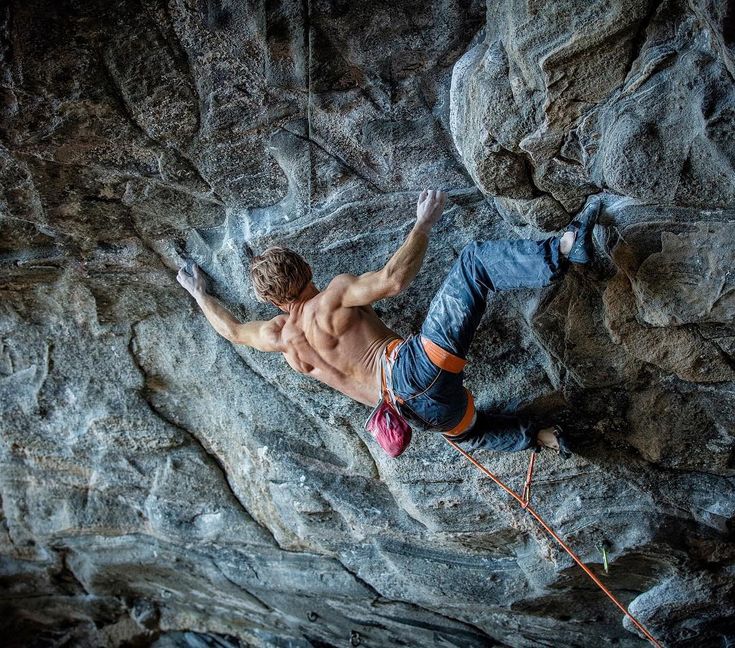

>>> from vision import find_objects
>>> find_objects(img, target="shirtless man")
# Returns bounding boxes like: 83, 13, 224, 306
177, 189, 599, 457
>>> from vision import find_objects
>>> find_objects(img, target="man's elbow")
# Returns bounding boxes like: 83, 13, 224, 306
382, 270, 409, 297
220, 323, 245, 344
381, 279, 403, 298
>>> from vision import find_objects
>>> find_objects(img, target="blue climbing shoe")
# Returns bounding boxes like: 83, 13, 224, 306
565, 196, 602, 265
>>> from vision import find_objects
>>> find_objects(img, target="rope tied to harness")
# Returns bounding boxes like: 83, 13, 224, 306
445, 438, 663, 648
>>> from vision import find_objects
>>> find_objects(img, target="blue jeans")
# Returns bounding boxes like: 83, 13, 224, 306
390, 237, 566, 452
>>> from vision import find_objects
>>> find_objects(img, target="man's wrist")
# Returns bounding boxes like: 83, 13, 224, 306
413, 222, 433, 237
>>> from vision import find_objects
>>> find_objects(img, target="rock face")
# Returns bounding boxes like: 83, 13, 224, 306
1, 1, 734, 647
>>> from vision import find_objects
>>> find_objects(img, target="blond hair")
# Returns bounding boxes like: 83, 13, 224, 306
249, 246, 312, 304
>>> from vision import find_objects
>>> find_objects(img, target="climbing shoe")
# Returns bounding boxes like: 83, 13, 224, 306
535, 425, 572, 459
552, 425, 572, 459
565, 196, 602, 265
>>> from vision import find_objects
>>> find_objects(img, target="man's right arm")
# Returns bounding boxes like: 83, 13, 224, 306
337, 189, 446, 308
177, 264, 285, 352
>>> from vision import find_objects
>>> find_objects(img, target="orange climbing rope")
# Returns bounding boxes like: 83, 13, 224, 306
445, 438, 663, 648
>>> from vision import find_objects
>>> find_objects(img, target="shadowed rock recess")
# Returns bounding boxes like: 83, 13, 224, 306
1, 0, 733, 646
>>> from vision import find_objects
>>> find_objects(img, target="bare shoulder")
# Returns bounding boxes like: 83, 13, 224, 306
267, 314, 287, 335
321, 274, 359, 303
325, 273, 357, 292
260, 315, 287, 352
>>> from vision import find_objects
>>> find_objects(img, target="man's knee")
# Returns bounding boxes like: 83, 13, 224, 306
461, 241, 480, 255
459, 241, 480, 264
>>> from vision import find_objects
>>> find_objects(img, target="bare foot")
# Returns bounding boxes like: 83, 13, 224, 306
536, 427, 560, 451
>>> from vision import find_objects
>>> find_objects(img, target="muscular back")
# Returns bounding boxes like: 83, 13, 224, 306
179, 191, 448, 408
276, 278, 400, 406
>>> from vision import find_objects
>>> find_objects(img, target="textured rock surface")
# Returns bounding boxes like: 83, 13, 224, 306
1, 1, 734, 647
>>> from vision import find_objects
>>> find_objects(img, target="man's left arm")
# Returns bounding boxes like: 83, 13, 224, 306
177, 264, 284, 352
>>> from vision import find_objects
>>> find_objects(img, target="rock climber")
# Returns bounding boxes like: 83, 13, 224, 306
177, 190, 600, 458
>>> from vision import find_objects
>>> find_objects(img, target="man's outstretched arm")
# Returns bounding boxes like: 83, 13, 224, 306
177, 264, 284, 352
337, 189, 447, 307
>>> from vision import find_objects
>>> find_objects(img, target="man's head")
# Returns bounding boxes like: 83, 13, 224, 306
249, 246, 313, 306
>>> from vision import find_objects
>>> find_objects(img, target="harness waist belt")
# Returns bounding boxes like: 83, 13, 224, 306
380, 338, 404, 406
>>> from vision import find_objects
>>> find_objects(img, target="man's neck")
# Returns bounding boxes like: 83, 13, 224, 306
279, 283, 319, 312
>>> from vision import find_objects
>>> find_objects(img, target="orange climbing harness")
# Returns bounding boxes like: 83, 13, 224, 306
445, 438, 664, 648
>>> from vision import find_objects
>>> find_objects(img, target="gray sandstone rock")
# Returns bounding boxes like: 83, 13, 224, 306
1, 1, 734, 647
